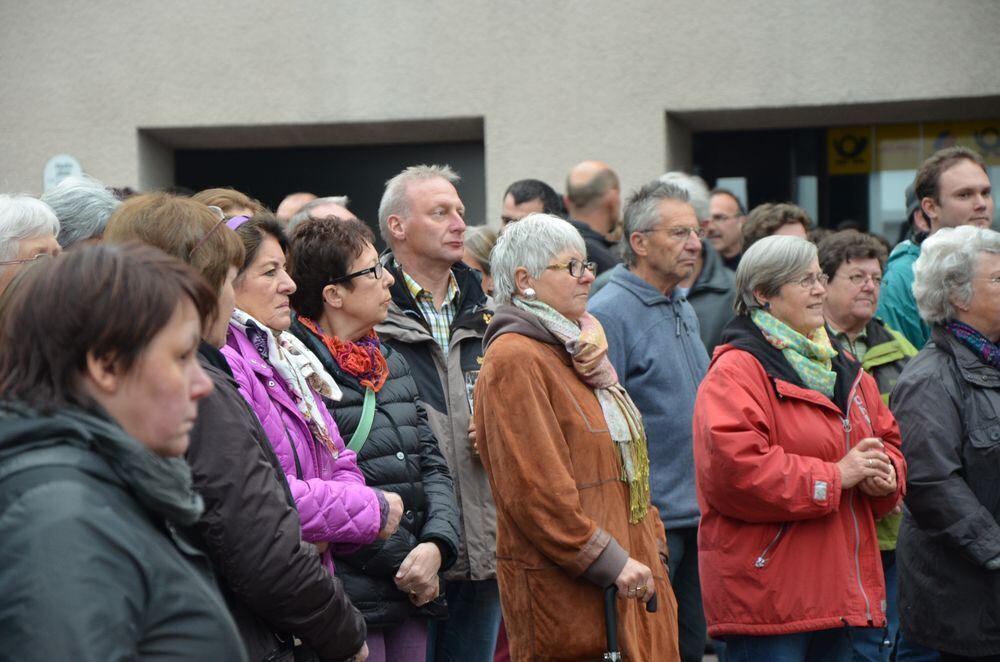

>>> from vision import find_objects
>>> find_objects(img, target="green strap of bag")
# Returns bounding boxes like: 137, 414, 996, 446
346, 387, 376, 453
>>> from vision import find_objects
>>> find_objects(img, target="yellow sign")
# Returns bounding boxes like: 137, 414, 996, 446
876, 124, 921, 171
827, 127, 872, 175
923, 121, 1000, 166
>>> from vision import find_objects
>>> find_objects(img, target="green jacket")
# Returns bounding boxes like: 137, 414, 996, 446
877, 240, 930, 349
0, 403, 247, 661
833, 319, 918, 551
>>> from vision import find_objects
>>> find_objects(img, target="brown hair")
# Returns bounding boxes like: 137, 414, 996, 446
914, 146, 988, 204
743, 203, 813, 250
288, 216, 374, 320
0, 242, 216, 410
817, 230, 888, 280
232, 211, 287, 277
104, 192, 244, 293
192, 187, 266, 217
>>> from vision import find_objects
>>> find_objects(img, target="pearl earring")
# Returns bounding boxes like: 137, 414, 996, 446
522, 288, 537, 300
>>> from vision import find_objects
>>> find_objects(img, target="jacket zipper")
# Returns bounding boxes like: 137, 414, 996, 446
843, 372, 874, 623
754, 524, 788, 568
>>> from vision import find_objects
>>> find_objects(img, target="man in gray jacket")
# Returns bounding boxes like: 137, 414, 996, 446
587, 179, 710, 662
375, 164, 499, 662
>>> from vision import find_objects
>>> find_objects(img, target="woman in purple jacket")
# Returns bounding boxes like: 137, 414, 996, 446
222, 213, 404, 572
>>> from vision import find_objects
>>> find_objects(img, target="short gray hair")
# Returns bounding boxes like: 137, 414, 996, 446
41, 175, 119, 249
0, 194, 60, 262
378, 164, 460, 243
913, 225, 1000, 325
734, 235, 816, 315
658, 172, 710, 221
620, 180, 691, 267
491, 213, 586, 305
287, 195, 351, 235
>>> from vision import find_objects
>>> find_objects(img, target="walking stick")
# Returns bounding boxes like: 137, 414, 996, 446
603, 585, 658, 661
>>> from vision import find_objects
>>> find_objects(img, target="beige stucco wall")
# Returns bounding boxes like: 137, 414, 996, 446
2, 0, 998, 219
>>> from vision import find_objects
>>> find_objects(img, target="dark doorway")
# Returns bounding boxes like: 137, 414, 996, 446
693, 127, 868, 229
175, 140, 487, 246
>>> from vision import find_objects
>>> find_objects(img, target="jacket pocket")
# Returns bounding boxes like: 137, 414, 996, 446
969, 423, 1000, 450
753, 523, 789, 569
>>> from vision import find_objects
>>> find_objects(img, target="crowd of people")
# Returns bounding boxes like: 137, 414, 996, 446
0, 145, 996, 662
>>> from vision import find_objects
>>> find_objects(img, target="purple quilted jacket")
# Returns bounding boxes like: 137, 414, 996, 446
222, 324, 382, 565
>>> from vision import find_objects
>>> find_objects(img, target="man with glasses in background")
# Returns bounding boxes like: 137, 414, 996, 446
0, 194, 61, 296
704, 188, 747, 271
817, 229, 930, 662
588, 180, 711, 662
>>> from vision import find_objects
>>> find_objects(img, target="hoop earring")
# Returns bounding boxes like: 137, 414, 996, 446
522, 288, 537, 300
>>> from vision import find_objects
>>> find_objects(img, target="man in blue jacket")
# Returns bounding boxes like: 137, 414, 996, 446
588, 179, 710, 662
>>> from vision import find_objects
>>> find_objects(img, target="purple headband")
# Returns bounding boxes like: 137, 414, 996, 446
226, 215, 251, 231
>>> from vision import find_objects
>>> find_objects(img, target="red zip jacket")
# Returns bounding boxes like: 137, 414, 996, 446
692, 316, 906, 638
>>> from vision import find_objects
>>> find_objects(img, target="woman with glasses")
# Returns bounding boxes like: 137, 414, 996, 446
222, 214, 404, 600
890, 226, 1000, 660
817, 230, 925, 661
692, 235, 906, 661
286, 216, 460, 662
0, 194, 61, 296
472, 213, 679, 660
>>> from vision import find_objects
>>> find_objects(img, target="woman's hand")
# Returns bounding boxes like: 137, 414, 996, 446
351, 642, 369, 662
377, 492, 404, 541
468, 418, 479, 459
395, 542, 443, 606
614, 557, 655, 604
837, 437, 893, 489
859, 460, 898, 498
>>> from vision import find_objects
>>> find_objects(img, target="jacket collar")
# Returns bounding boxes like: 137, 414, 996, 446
607, 263, 676, 306
0, 402, 204, 526
198, 339, 234, 377
931, 325, 1000, 388
718, 315, 863, 413
691, 243, 735, 295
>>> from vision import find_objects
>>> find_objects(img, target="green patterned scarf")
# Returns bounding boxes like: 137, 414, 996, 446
751, 309, 838, 397
514, 298, 651, 524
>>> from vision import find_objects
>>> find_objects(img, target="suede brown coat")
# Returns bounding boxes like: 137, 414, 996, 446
474, 306, 680, 662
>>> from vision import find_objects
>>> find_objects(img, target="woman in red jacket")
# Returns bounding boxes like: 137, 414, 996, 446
692, 235, 906, 662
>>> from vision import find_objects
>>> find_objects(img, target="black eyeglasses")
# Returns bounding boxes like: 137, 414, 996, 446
330, 261, 384, 284
546, 258, 597, 279
0, 253, 54, 267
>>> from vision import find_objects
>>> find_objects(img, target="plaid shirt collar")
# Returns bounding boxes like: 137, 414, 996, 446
401, 268, 460, 355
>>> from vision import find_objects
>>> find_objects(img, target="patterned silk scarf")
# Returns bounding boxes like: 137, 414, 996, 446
513, 298, 651, 524
947, 320, 1000, 370
231, 309, 342, 453
751, 309, 838, 397
298, 316, 390, 393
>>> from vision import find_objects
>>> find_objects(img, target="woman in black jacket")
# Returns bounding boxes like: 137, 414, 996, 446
287, 216, 460, 662
891, 225, 1000, 661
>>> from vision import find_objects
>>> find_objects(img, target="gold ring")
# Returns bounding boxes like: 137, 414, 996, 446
637, 585, 647, 595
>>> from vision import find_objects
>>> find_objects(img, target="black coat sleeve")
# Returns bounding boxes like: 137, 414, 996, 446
891, 363, 1000, 567
186, 374, 367, 661
414, 396, 461, 571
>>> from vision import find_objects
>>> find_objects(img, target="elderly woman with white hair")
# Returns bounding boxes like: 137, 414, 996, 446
692, 235, 906, 661
40, 174, 120, 249
891, 225, 1000, 660
0, 194, 61, 295
472, 213, 679, 661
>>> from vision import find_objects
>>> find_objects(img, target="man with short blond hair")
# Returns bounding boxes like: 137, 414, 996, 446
376, 165, 499, 662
